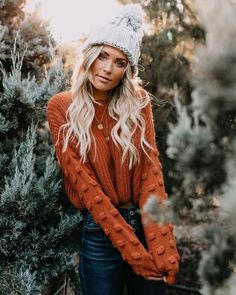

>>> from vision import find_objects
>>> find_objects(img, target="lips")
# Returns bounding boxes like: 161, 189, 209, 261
96, 75, 111, 82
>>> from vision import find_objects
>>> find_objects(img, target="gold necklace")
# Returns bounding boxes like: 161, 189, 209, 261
101, 115, 110, 142
94, 104, 108, 130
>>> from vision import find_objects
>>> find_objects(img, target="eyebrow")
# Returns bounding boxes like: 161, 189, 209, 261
101, 49, 128, 61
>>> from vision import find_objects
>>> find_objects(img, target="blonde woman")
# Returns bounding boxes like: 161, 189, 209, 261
47, 4, 179, 295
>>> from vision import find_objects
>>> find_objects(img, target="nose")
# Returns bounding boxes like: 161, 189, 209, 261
103, 60, 112, 74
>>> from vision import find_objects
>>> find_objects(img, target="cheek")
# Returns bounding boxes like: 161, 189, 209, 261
112, 70, 126, 86
89, 61, 100, 84
90, 58, 105, 75
90, 61, 98, 75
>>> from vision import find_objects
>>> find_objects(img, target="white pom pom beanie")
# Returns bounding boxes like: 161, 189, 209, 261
82, 4, 144, 74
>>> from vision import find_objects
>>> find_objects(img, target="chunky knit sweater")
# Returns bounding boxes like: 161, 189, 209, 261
47, 91, 179, 284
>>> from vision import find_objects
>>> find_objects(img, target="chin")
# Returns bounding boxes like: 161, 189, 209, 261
93, 83, 112, 92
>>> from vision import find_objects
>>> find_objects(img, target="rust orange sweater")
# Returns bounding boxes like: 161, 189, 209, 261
47, 91, 179, 284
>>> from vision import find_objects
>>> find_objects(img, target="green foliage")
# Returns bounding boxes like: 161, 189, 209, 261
0, 0, 55, 82
0, 125, 83, 294
0, 1, 81, 293
0, 35, 68, 137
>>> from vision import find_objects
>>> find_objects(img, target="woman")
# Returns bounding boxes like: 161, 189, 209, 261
47, 4, 179, 295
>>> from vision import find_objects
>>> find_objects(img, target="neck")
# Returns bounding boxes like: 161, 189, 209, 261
93, 89, 109, 103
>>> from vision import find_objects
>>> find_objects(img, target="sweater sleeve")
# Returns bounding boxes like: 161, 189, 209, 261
139, 96, 180, 284
47, 93, 161, 278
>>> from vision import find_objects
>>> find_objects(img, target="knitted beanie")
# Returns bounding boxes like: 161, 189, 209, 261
82, 4, 144, 74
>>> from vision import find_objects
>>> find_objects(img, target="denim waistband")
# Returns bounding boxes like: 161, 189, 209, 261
83, 207, 142, 232
83, 207, 140, 218
117, 206, 140, 218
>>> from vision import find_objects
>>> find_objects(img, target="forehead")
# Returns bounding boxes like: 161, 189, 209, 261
102, 45, 127, 60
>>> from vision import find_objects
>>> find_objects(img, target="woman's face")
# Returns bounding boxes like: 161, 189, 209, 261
89, 45, 128, 99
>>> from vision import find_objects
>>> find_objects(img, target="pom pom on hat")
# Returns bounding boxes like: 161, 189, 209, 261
82, 4, 144, 74
111, 4, 144, 33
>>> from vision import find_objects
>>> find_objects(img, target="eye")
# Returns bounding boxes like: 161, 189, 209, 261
115, 60, 127, 68
98, 52, 107, 60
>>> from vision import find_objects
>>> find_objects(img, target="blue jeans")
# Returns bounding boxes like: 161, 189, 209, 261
79, 207, 166, 295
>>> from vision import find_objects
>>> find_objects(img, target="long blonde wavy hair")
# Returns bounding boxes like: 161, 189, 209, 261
59, 45, 154, 169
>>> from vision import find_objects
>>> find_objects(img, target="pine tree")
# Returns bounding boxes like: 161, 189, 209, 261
0, 1, 83, 294
0, 0, 55, 80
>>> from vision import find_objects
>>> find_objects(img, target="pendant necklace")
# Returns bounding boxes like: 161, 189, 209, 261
94, 103, 108, 130
94, 104, 110, 142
